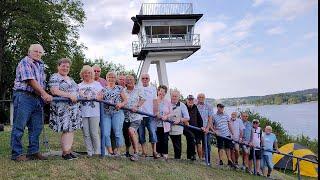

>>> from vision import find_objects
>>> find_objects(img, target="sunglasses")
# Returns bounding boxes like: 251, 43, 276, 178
142, 78, 149, 80
94, 70, 101, 72
253, 121, 259, 124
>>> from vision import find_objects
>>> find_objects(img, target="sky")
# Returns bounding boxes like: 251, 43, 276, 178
79, 0, 318, 99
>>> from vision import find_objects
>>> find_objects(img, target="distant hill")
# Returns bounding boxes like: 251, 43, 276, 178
207, 88, 318, 106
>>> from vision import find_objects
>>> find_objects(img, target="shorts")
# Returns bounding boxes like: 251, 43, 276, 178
216, 136, 233, 149
192, 129, 203, 145
249, 149, 261, 160
129, 120, 141, 131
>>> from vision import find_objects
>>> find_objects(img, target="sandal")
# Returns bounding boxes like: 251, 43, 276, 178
153, 152, 160, 159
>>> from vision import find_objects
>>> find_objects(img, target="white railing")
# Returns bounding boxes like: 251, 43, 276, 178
139, 3, 193, 15
132, 34, 200, 56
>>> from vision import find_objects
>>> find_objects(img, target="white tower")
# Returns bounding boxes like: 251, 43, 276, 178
131, 3, 202, 87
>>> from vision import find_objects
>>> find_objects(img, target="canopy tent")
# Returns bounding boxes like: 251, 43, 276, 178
273, 143, 318, 178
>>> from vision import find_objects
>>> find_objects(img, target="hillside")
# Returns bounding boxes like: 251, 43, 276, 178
208, 88, 318, 106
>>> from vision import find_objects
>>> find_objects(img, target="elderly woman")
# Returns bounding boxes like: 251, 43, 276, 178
153, 85, 172, 160
100, 72, 127, 156
78, 65, 103, 157
49, 58, 82, 160
123, 74, 145, 161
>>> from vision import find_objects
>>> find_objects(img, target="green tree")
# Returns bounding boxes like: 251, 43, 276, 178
0, 0, 86, 99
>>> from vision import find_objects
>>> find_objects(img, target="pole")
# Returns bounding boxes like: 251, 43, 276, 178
10, 102, 13, 126
100, 102, 105, 157
297, 159, 301, 180
41, 108, 51, 154
253, 147, 256, 175
204, 133, 209, 166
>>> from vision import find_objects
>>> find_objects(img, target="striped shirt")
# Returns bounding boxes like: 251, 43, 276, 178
13, 56, 46, 92
213, 113, 231, 137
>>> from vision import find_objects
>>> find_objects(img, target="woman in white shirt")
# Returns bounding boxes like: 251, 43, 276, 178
78, 65, 103, 156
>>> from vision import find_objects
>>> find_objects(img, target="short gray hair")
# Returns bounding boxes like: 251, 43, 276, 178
28, 44, 44, 54
57, 58, 72, 66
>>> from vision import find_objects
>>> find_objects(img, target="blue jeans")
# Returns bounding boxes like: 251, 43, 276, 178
11, 91, 43, 159
138, 117, 157, 144
103, 110, 124, 148
261, 154, 274, 170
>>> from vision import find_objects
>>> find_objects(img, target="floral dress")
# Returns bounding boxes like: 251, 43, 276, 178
49, 73, 82, 132
101, 85, 124, 114
124, 86, 146, 122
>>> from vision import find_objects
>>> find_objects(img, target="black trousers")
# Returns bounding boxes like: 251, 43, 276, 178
156, 127, 169, 155
123, 121, 131, 149
183, 128, 196, 159
170, 135, 182, 159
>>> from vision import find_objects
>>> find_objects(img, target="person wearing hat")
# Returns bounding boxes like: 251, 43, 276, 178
212, 103, 236, 168
185, 94, 204, 160
249, 119, 263, 176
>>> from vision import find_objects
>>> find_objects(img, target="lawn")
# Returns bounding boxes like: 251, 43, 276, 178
0, 125, 296, 180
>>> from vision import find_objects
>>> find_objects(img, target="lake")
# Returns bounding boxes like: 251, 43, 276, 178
215, 102, 318, 139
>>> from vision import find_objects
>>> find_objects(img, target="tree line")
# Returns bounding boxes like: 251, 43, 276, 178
212, 88, 318, 106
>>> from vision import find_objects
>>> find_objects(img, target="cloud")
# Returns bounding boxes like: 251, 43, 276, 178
303, 32, 318, 40
253, 0, 318, 21
79, 0, 147, 70
252, 0, 266, 7
166, 55, 318, 98
266, 26, 285, 35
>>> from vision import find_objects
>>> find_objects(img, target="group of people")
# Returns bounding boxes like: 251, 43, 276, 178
11, 44, 279, 177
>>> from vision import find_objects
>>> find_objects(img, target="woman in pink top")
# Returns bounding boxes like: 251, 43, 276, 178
153, 85, 172, 160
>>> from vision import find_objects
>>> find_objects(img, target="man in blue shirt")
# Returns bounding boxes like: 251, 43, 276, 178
241, 112, 252, 172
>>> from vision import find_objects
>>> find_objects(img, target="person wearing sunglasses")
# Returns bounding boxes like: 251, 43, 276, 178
138, 73, 158, 158
249, 119, 263, 176
92, 65, 107, 87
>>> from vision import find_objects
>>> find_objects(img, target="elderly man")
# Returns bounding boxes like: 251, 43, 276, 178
249, 119, 263, 176
138, 73, 158, 158
196, 93, 213, 161
241, 112, 252, 172
92, 65, 107, 87
261, 126, 279, 177
230, 112, 244, 167
169, 90, 190, 159
11, 44, 53, 161
212, 103, 235, 168
185, 94, 203, 160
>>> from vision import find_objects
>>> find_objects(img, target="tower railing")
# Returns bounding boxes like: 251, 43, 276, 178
139, 3, 193, 15
132, 33, 200, 56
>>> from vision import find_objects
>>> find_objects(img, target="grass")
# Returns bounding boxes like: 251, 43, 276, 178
0, 125, 300, 180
